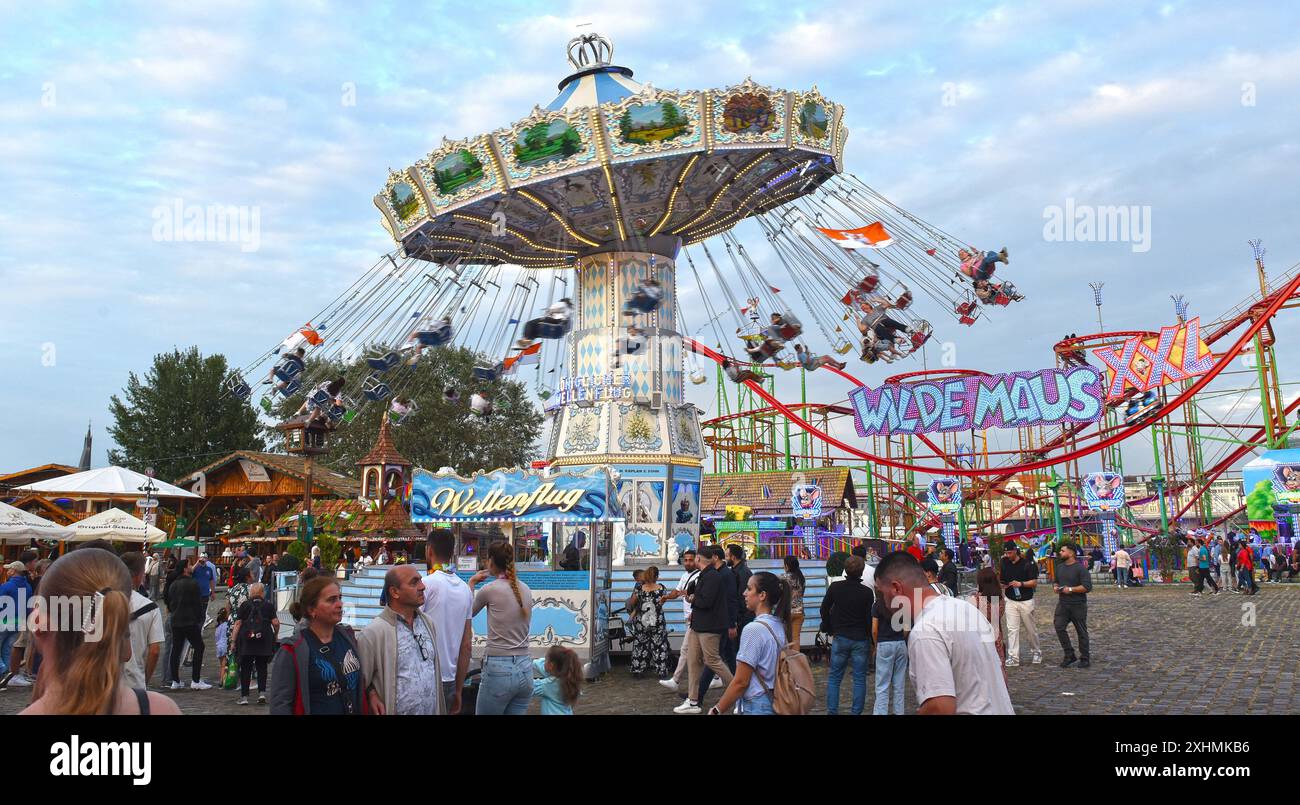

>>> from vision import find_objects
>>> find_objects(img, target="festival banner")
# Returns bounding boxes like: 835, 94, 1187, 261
849, 366, 1105, 438
410, 466, 622, 523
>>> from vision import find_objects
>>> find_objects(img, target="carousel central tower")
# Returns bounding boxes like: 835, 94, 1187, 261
373, 33, 848, 563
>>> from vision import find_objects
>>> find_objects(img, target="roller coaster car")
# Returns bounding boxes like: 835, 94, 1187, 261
366, 351, 402, 372
522, 317, 571, 341
362, 375, 392, 402
223, 374, 251, 401
1124, 390, 1160, 423
273, 354, 305, 384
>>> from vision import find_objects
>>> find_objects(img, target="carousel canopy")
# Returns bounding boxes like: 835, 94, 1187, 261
375, 32, 845, 265
14, 465, 202, 499
70, 507, 166, 544
0, 501, 74, 544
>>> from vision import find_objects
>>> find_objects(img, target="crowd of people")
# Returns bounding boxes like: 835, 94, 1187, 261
3, 522, 1292, 717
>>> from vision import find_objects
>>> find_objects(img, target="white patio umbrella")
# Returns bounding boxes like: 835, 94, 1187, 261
0, 501, 74, 544
13, 466, 202, 499
70, 508, 166, 544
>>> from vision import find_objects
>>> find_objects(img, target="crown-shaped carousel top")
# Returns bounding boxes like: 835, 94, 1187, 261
567, 32, 614, 70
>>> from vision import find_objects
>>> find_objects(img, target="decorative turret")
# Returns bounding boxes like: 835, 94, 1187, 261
357, 414, 412, 506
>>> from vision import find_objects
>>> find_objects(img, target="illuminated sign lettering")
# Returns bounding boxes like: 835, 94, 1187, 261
849, 366, 1104, 437
1091, 317, 1217, 401
410, 467, 620, 523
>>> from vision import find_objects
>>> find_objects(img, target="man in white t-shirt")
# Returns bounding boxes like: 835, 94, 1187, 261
659, 548, 701, 693
421, 529, 474, 714
875, 551, 1013, 715
120, 552, 165, 691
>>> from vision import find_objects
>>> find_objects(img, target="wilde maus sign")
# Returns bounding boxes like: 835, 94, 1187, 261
849, 366, 1105, 438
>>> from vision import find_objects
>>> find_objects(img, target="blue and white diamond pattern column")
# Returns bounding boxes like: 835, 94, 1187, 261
547, 247, 705, 566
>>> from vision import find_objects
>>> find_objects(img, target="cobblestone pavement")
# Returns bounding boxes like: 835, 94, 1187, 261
3, 584, 1296, 715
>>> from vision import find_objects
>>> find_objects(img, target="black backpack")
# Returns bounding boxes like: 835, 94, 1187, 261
242, 598, 268, 646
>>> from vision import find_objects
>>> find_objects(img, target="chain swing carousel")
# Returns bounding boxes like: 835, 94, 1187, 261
225, 33, 1028, 668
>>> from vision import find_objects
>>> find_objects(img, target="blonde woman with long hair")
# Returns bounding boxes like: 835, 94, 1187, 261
468, 541, 533, 714
21, 548, 181, 715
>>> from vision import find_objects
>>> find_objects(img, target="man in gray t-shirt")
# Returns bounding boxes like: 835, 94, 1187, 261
1052, 543, 1092, 668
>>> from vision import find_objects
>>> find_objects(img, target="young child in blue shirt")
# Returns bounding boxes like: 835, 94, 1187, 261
532, 645, 582, 715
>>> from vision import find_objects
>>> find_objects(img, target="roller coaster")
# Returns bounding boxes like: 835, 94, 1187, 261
692, 252, 1300, 546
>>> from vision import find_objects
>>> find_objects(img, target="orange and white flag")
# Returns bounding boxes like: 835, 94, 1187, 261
816, 222, 894, 249
503, 341, 542, 372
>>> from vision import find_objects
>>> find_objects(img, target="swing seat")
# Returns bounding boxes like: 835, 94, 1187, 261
366, 352, 402, 372
362, 376, 392, 402
856, 275, 879, 293
689, 370, 708, 385
624, 293, 660, 314
277, 378, 302, 397
524, 317, 570, 341
305, 389, 333, 411
415, 326, 453, 347
910, 327, 932, 349
390, 401, 418, 424
538, 389, 553, 400
326, 400, 350, 424
774, 314, 802, 341
833, 341, 854, 355
473, 365, 501, 382
895, 290, 913, 310
273, 355, 305, 383
776, 360, 800, 370
224, 375, 251, 401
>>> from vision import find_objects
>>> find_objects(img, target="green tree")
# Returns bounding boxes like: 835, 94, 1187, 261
270, 346, 543, 474
619, 108, 633, 138
316, 532, 342, 571
559, 128, 581, 156
108, 347, 265, 482
286, 540, 309, 567
661, 101, 681, 128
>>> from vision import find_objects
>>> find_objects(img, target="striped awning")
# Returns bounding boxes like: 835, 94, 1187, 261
545, 66, 643, 113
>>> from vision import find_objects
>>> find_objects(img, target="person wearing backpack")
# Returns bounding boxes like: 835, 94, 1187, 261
709, 571, 814, 715
120, 552, 164, 691
231, 582, 280, 705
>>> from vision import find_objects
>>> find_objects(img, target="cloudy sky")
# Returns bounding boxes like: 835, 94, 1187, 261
1, 0, 1297, 480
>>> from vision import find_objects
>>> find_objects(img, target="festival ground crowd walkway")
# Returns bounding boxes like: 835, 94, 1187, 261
3, 584, 1294, 715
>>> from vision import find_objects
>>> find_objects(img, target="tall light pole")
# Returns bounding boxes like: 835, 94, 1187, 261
1089, 282, 1105, 332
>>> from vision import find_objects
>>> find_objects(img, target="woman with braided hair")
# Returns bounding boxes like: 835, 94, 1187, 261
21, 548, 181, 715
468, 542, 534, 714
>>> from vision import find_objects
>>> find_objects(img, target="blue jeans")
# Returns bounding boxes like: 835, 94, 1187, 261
1116, 567, 1130, 587
476, 655, 533, 715
826, 636, 868, 715
873, 640, 908, 715
0, 630, 18, 675
739, 691, 773, 715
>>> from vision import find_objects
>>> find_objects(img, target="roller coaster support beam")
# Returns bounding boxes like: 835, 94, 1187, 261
863, 463, 879, 540
1047, 471, 1064, 545
1151, 425, 1171, 534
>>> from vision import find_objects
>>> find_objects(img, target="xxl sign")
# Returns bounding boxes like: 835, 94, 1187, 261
849, 366, 1105, 437
1092, 317, 1217, 401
